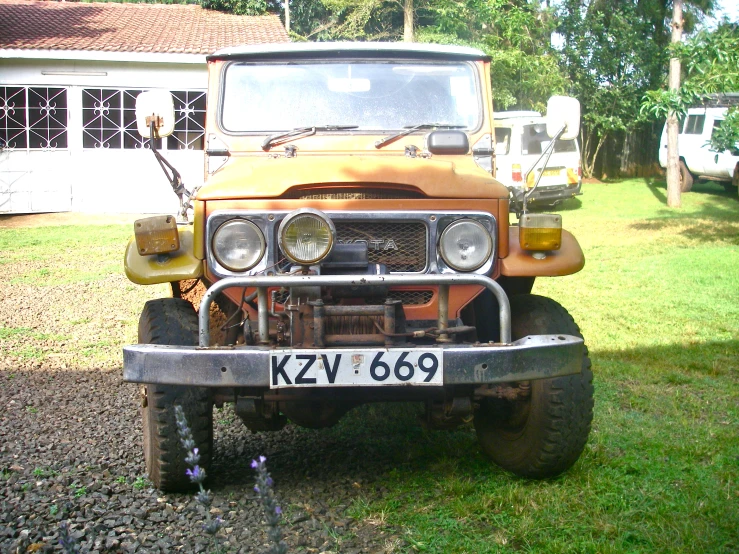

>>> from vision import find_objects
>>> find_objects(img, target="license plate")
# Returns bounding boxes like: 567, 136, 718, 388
269, 348, 443, 388
541, 168, 562, 177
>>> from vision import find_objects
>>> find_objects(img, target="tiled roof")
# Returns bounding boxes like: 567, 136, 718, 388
0, 0, 289, 55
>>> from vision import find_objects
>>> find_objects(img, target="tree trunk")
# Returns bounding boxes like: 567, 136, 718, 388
666, 0, 683, 207
404, 0, 414, 42
581, 128, 607, 179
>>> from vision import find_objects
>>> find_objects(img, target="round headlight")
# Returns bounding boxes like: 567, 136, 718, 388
278, 209, 335, 265
439, 219, 492, 272
212, 219, 265, 272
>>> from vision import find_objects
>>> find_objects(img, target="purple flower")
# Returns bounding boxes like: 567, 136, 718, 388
186, 465, 206, 484
254, 485, 260, 493
251, 459, 258, 469
259, 455, 266, 463
275, 506, 282, 514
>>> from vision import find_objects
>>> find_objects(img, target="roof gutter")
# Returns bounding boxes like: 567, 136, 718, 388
0, 49, 206, 65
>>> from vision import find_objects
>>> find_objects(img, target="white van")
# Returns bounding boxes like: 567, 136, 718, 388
658, 104, 739, 192
494, 111, 582, 207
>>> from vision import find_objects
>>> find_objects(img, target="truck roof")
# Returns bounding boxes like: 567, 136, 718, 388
208, 42, 489, 62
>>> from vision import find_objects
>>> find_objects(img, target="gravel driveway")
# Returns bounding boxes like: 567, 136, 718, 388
0, 215, 421, 553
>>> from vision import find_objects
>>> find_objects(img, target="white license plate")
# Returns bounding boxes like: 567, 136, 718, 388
269, 348, 443, 388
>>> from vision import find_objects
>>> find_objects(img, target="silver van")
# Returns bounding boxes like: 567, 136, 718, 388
494, 111, 582, 207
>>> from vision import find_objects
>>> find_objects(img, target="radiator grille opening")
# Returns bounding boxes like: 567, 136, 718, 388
271, 290, 433, 306
334, 221, 427, 272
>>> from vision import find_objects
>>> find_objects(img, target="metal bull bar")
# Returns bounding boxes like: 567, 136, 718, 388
199, 274, 511, 347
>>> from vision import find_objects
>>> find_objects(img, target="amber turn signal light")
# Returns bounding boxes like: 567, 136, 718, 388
134, 215, 180, 255
519, 213, 562, 251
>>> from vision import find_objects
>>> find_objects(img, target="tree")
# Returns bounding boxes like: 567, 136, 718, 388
641, 23, 739, 182
556, 0, 716, 179
666, 0, 684, 207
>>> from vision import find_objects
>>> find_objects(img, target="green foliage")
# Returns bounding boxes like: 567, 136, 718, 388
710, 107, 739, 154
201, 0, 275, 15
641, 23, 739, 153
133, 477, 149, 490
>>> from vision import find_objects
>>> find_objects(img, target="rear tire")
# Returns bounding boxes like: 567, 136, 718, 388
679, 160, 694, 192
474, 294, 593, 478
138, 298, 213, 492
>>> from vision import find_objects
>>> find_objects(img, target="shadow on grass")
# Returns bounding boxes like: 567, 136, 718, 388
633, 178, 739, 244
208, 338, 738, 493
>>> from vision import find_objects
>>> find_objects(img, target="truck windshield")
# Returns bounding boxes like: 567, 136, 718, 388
222, 61, 480, 133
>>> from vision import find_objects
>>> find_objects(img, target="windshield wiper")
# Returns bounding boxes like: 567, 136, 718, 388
375, 123, 466, 149
261, 125, 358, 151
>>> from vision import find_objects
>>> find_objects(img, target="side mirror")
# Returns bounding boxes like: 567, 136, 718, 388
135, 90, 175, 138
546, 96, 580, 141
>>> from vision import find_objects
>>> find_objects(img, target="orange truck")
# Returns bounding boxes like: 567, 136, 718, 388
123, 43, 593, 491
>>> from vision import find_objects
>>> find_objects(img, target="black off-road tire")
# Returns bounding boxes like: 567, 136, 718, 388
138, 298, 213, 492
474, 294, 593, 479
679, 160, 694, 192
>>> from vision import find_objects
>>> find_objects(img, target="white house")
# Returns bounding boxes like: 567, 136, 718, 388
0, 0, 288, 214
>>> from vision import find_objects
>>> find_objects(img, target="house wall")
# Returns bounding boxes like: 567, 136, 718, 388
0, 57, 207, 214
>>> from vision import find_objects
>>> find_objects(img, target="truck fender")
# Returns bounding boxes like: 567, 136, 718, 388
124, 226, 203, 285
500, 227, 584, 277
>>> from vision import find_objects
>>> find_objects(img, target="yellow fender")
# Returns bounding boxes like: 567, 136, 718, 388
501, 227, 585, 277
124, 226, 203, 285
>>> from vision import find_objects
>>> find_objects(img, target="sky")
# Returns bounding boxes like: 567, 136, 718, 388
711, 0, 739, 23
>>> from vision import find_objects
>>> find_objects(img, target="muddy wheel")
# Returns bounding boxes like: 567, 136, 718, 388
679, 160, 694, 192
474, 294, 593, 478
139, 298, 213, 492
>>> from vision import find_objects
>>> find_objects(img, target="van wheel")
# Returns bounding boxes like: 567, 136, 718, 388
138, 299, 213, 492
474, 295, 593, 479
679, 160, 694, 192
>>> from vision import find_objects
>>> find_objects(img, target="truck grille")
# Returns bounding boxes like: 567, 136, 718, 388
334, 221, 427, 272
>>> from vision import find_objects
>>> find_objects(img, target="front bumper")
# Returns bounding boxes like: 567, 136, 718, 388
123, 337, 584, 387
123, 274, 584, 388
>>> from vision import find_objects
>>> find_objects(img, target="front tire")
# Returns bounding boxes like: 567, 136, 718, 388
139, 298, 213, 492
474, 295, 593, 478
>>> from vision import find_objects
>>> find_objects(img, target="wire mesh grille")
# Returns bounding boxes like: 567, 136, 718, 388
334, 221, 427, 272
388, 290, 434, 305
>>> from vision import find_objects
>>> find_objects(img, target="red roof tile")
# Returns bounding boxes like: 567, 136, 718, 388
0, 0, 289, 55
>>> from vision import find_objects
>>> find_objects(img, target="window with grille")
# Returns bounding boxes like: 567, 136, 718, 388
0, 86, 68, 150
82, 88, 205, 150
169, 91, 206, 150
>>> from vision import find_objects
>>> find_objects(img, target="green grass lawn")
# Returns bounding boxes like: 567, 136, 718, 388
1, 179, 737, 552
342, 178, 739, 553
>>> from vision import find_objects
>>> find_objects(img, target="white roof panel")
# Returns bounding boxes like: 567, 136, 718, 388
210, 41, 488, 60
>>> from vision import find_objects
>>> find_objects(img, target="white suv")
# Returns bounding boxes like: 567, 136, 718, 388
659, 105, 739, 193
494, 111, 582, 207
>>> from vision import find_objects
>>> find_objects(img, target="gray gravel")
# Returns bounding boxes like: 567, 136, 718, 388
0, 215, 433, 553
1, 368, 421, 554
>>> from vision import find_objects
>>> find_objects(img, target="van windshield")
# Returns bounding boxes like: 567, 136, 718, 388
522, 124, 577, 155
222, 61, 481, 133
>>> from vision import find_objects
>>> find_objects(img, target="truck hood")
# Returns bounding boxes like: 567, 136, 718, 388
196, 156, 509, 200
